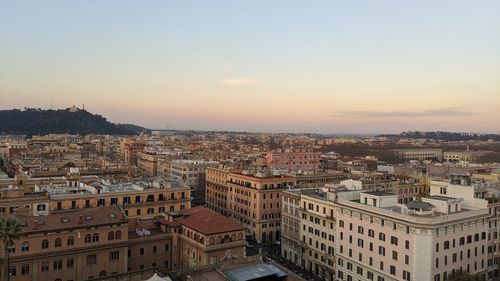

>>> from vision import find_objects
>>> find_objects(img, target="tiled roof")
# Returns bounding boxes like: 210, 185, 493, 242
10, 205, 127, 234
175, 206, 245, 235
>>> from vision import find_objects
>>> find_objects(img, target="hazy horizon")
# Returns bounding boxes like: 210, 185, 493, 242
1, 1, 499, 133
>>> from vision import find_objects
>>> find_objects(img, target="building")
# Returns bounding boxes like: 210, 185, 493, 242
226, 171, 296, 244
294, 171, 345, 188
35, 174, 191, 220
206, 165, 235, 216
164, 206, 247, 270
123, 140, 147, 165
391, 149, 443, 161
2, 205, 129, 281
335, 191, 490, 281
257, 148, 321, 172
137, 151, 159, 177
444, 151, 490, 163
0, 186, 49, 216
170, 160, 218, 206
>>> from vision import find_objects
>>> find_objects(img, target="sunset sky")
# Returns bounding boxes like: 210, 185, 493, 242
1, 0, 499, 133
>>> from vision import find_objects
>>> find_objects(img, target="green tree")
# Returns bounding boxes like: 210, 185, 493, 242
0, 218, 22, 281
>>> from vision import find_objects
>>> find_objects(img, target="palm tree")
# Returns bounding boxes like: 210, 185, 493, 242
0, 218, 22, 281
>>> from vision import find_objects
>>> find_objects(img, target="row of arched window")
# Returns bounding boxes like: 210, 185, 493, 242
18, 231, 122, 252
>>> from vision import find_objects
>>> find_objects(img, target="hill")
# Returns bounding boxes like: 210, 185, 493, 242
0, 108, 137, 136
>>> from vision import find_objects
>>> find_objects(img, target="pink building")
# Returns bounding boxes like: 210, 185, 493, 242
257, 148, 320, 172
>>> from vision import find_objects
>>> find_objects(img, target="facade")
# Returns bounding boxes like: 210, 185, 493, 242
391, 149, 443, 161
170, 160, 218, 206
294, 172, 345, 188
335, 191, 490, 281
444, 151, 489, 163
257, 148, 321, 172
122, 140, 146, 165
1, 205, 129, 281
226, 171, 295, 243
165, 206, 247, 270
205, 166, 232, 216
35, 177, 191, 220
137, 152, 159, 177
281, 189, 302, 269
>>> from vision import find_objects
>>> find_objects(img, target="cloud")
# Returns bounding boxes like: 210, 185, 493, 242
217, 78, 257, 86
333, 107, 475, 118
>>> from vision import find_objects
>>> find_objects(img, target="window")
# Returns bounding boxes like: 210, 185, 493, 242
153, 246, 157, 253
67, 257, 74, 268
53, 260, 62, 270
42, 239, 49, 249
391, 236, 398, 245
110, 251, 120, 261
108, 231, 115, 241
42, 262, 49, 272
86, 255, 97, 265
405, 240, 410, 249
115, 230, 122, 240
55, 238, 62, 248
85, 234, 92, 243
21, 264, 29, 275
92, 233, 99, 242
390, 265, 396, 275
67, 236, 74, 246
379, 233, 386, 241
21, 242, 29, 252
140, 248, 145, 256
392, 251, 398, 260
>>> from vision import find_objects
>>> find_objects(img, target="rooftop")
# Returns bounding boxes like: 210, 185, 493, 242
224, 263, 287, 281
362, 191, 395, 196
175, 206, 246, 235
13, 205, 126, 233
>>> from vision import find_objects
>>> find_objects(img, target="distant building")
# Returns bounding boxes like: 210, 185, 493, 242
256, 148, 321, 172
170, 160, 218, 206
391, 148, 443, 161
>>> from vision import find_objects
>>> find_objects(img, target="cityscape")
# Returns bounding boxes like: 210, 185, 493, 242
1, 1, 500, 281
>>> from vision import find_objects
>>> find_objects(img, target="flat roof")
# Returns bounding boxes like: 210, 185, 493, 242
429, 195, 456, 201
362, 191, 395, 196
224, 263, 286, 281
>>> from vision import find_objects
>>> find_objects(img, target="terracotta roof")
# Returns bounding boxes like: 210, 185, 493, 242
9, 205, 127, 234
175, 206, 245, 235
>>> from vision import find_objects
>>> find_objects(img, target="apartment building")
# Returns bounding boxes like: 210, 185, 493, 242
281, 189, 302, 268
294, 171, 345, 188
226, 171, 295, 243
297, 189, 336, 280
391, 149, 443, 161
205, 166, 235, 216
35, 177, 191, 220
122, 140, 146, 165
335, 191, 490, 281
1, 205, 246, 281
137, 151, 159, 177
170, 160, 218, 206
165, 206, 246, 270
2, 205, 129, 281
0, 186, 50, 216
256, 148, 321, 172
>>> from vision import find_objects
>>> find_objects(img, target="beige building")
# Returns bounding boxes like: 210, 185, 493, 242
226, 171, 295, 243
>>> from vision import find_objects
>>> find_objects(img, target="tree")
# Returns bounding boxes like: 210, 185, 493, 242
0, 218, 22, 281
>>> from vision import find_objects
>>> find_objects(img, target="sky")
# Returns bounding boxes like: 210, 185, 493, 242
1, 0, 499, 134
